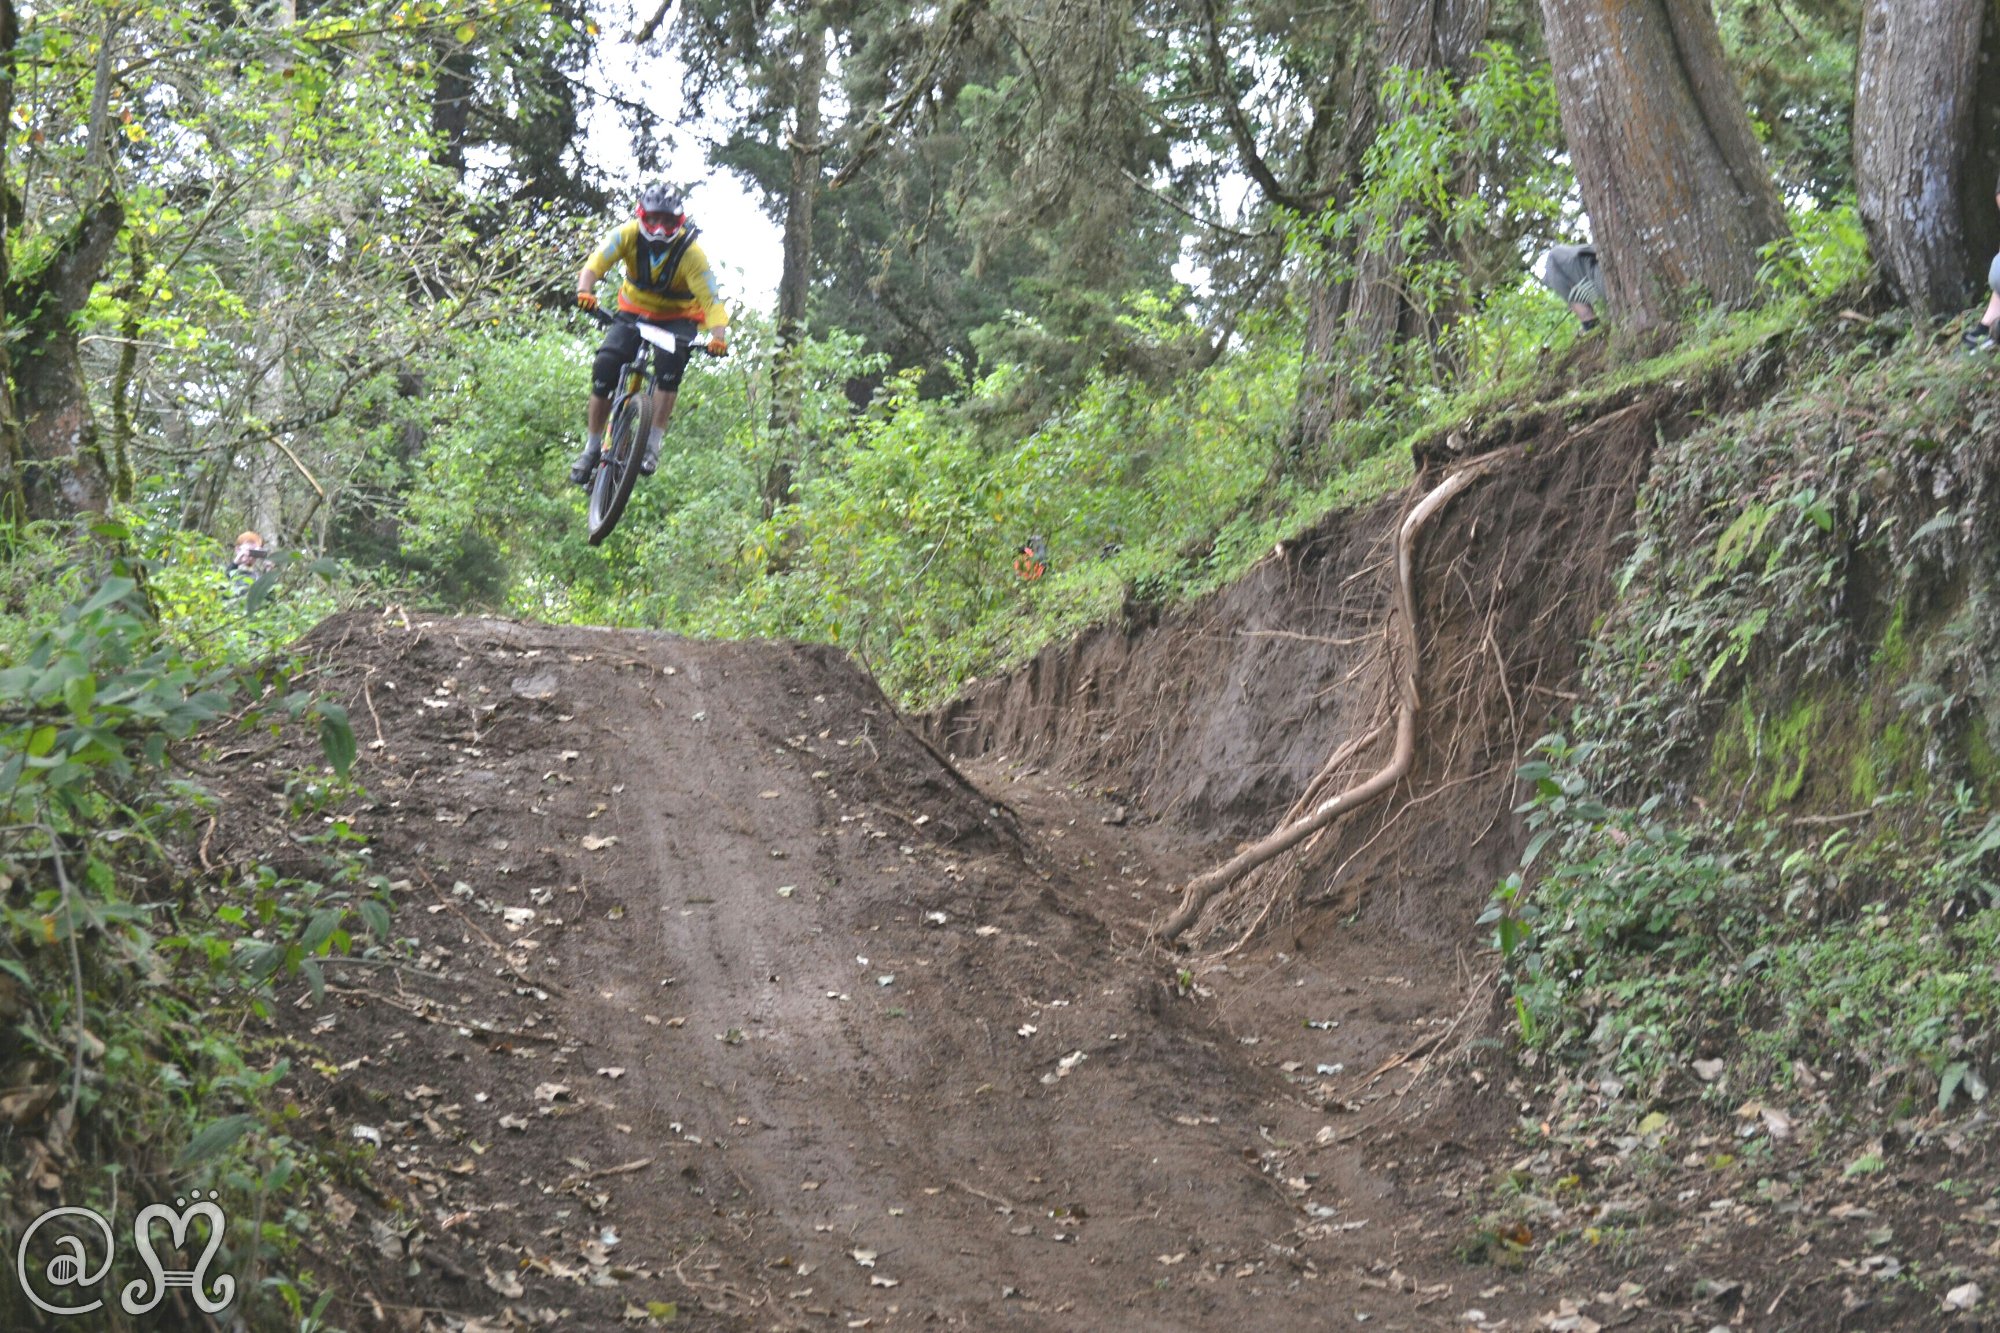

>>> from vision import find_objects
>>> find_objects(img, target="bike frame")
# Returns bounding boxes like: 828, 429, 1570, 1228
584, 311, 686, 545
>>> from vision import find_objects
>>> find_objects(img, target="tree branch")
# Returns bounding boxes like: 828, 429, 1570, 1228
828, 0, 981, 191
630, 0, 676, 43
1198, 0, 1326, 214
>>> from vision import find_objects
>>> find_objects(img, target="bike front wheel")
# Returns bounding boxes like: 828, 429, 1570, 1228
587, 394, 651, 546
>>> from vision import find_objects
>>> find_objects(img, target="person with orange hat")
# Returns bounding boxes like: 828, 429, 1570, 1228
225, 531, 271, 589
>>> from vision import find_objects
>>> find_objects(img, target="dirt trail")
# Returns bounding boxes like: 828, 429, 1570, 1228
213, 612, 1563, 1332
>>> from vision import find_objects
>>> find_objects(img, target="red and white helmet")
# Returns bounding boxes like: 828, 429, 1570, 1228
636, 183, 684, 241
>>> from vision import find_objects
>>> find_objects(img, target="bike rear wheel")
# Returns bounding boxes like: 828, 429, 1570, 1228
587, 392, 650, 546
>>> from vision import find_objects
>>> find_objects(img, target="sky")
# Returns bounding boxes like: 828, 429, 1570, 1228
582, 25, 785, 316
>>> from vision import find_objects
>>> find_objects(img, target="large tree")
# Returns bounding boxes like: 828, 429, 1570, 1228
1537, 0, 1786, 330
1853, 0, 1987, 317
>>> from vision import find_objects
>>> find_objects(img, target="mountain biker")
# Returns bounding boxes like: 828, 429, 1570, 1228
1533, 243, 1604, 332
570, 184, 731, 486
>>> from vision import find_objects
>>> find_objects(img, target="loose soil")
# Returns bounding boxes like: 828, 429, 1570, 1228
213, 612, 1559, 1331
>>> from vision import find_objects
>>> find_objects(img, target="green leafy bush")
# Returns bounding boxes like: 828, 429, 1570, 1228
0, 529, 385, 1326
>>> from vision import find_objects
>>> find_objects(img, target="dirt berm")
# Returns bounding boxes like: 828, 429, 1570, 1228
932, 397, 1661, 947
219, 612, 1577, 1330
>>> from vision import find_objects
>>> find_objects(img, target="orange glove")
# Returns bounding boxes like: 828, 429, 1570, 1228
706, 332, 729, 356
577, 290, 599, 311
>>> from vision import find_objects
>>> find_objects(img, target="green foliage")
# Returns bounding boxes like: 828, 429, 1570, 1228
1716, 0, 1862, 205
0, 527, 387, 1327
1758, 203, 1871, 300
1573, 325, 1999, 800
1485, 324, 2000, 1120
407, 298, 1370, 706
1490, 739, 2000, 1111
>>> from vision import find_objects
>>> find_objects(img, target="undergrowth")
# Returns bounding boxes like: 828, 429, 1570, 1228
0, 518, 386, 1329
1487, 320, 2000, 1124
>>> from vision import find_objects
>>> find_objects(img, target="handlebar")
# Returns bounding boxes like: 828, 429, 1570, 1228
581, 304, 727, 356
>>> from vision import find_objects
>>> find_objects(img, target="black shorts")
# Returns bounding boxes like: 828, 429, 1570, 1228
592, 313, 699, 397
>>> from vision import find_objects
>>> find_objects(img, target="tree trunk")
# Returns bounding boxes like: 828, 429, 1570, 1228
1537, 0, 1786, 330
1965, 11, 2000, 275
432, 44, 476, 175
0, 0, 23, 525
9, 195, 125, 521
1854, 0, 1985, 317
764, 6, 826, 517
1292, 0, 1488, 444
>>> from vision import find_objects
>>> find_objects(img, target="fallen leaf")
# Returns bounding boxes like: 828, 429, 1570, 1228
582, 834, 619, 851
869, 1275, 899, 1288
850, 1249, 877, 1268
1946, 1282, 1983, 1311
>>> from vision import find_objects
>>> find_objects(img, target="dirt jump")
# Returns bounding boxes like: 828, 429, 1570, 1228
209, 607, 1538, 1331
207, 406, 1978, 1331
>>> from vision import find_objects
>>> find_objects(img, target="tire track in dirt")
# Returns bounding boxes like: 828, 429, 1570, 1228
557, 635, 1306, 1329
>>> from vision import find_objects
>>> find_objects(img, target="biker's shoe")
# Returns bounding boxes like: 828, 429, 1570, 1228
569, 444, 600, 487
638, 434, 661, 477
1961, 322, 1997, 355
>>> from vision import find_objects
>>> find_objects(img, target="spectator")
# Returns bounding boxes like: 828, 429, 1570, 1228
226, 531, 271, 588
1534, 243, 1604, 332
1964, 174, 2000, 353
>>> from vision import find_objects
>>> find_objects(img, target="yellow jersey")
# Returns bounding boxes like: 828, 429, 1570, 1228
583, 221, 730, 329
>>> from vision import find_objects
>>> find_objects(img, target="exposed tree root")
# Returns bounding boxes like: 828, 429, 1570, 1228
1152, 452, 1509, 944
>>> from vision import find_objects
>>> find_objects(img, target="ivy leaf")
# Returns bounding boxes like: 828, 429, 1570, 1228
317, 702, 357, 777
358, 899, 393, 940
301, 908, 341, 955
78, 577, 138, 617
244, 569, 280, 615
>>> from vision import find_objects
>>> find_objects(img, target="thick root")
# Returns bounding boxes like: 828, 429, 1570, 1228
1152, 454, 1506, 945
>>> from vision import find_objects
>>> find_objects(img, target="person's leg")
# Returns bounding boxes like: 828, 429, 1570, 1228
639, 324, 698, 475
575, 320, 640, 482
1966, 258, 2000, 351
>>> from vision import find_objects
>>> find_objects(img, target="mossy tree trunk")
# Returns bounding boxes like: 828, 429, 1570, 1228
1536, 0, 1786, 331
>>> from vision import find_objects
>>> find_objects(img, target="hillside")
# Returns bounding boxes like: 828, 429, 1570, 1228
87, 328, 1994, 1332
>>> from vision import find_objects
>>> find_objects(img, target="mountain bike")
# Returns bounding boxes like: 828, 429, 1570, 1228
581, 309, 721, 546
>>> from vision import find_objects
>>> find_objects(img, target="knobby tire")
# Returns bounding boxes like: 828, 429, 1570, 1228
587, 392, 650, 546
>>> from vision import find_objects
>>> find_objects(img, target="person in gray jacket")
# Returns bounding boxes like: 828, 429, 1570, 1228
1535, 243, 1603, 332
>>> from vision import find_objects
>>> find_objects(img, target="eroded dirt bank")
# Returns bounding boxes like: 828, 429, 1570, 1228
214, 613, 1569, 1331
930, 404, 1660, 945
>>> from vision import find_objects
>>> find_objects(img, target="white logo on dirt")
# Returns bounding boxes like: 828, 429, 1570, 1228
15, 1192, 235, 1316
